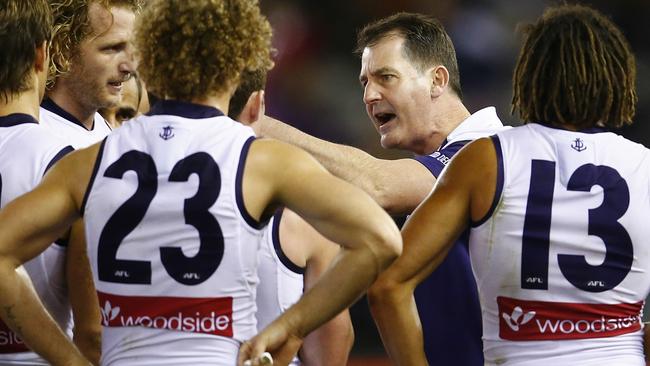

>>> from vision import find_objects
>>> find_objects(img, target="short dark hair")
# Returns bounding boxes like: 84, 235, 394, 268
0, 0, 52, 102
356, 12, 462, 99
228, 69, 268, 120
512, 4, 636, 129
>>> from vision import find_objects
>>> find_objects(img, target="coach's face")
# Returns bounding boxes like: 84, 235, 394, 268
359, 34, 438, 154
66, 4, 136, 112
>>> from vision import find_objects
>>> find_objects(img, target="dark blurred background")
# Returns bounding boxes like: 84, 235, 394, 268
258, 0, 650, 361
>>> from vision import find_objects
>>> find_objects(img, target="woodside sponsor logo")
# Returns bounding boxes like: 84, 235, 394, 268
497, 296, 642, 340
98, 291, 234, 337
0, 322, 28, 353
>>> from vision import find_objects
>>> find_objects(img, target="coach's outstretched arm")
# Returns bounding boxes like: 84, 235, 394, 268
247, 115, 435, 215
237, 139, 402, 366
0, 146, 100, 366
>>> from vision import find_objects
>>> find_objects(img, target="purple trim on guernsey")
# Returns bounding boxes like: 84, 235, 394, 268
0, 113, 38, 127
414, 140, 472, 178
471, 135, 504, 227
41, 98, 94, 131
147, 100, 224, 119
272, 209, 306, 275
49, 145, 74, 247
80, 138, 107, 216
44, 146, 74, 174
235, 136, 265, 229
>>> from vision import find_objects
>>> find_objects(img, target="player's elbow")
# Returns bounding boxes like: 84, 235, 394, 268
367, 223, 402, 272
371, 185, 407, 216
367, 274, 409, 315
0, 250, 22, 271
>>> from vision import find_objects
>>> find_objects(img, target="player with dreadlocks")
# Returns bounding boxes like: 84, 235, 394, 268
371, 4, 647, 365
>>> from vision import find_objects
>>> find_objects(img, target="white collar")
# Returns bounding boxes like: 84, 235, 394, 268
444, 106, 506, 148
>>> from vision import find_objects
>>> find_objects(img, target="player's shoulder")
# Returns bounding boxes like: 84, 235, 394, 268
54, 140, 102, 169
247, 139, 326, 186
249, 138, 314, 164
4, 122, 70, 157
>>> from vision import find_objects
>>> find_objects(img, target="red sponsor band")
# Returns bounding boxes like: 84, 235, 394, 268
0, 321, 29, 353
97, 291, 233, 337
497, 296, 643, 341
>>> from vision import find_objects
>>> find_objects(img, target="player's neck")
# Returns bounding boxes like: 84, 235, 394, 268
0, 89, 41, 121
47, 86, 96, 129
418, 96, 471, 154
440, 96, 471, 131
191, 94, 231, 116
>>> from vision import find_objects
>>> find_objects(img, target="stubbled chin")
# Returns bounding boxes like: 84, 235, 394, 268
98, 95, 120, 110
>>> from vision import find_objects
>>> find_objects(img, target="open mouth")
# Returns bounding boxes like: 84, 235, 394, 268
108, 81, 123, 87
375, 112, 396, 125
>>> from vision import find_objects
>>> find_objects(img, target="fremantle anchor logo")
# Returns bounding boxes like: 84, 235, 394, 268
159, 125, 175, 140
571, 138, 586, 152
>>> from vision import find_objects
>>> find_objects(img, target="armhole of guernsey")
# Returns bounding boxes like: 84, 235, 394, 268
471, 134, 504, 227
48, 146, 76, 247
272, 209, 305, 275
235, 136, 265, 229
80, 137, 107, 217
44, 145, 75, 175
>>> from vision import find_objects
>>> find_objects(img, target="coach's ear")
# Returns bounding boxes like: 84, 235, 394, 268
429, 65, 449, 99
239, 90, 265, 125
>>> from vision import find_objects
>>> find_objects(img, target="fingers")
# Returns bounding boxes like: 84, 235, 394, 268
237, 340, 253, 366
238, 340, 274, 366
260, 352, 273, 365
272, 334, 302, 365
243, 352, 273, 366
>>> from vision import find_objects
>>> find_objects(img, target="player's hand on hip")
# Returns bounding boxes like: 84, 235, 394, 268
237, 321, 303, 366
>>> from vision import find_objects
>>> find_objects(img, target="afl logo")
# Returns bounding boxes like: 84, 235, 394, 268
159, 126, 175, 140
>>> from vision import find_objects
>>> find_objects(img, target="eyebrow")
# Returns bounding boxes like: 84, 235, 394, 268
359, 67, 399, 83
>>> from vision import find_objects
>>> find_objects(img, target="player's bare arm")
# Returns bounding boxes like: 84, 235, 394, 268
67, 221, 102, 365
279, 210, 354, 366
368, 137, 496, 365
238, 138, 402, 365
0, 144, 101, 366
250, 115, 434, 215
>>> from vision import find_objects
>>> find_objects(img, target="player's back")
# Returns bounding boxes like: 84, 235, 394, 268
83, 101, 265, 365
471, 123, 650, 365
0, 114, 73, 364
256, 209, 303, 366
